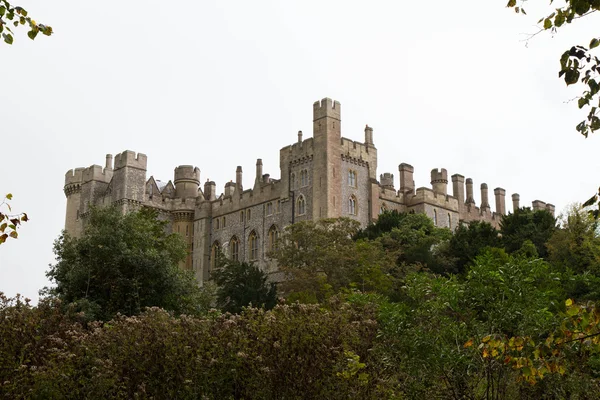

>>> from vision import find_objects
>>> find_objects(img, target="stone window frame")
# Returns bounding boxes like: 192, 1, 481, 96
215, 218, 220, 230
268, 225, 279, 253
300, 169, 309, 187
297, 195, 306, 216
240, 211, 244, 223
248, 230, 259, 261
222, 216, 226, 228
348, 195, 357, 215
230, 236, 239, 262
210, 241, 221, 271
246, 209, 251, 221
348, 170, 357, 188
433, 209, 438, 226
291, 172, 296, 190
266, 202, 273, 216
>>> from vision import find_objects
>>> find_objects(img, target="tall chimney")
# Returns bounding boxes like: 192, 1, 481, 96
236, 166, 243, 191
480, 183, 490, 210
105, 154, 113, 170
364, 125, 374, 146
466, 178, 475, 204
255, 159, 263, 185
512, 193, 520, 212
494, 187, 506, 215
451, 174, 465, 206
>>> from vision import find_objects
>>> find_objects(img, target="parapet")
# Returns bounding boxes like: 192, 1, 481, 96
313, 98, 341, 121
114, 150, 147, 170
65, 167, 85, 186
431, 168, 448, 183
399, 163, 414, 173
380, 173, 394, 188
174, 165, 200, 184
82, 164, 112, 183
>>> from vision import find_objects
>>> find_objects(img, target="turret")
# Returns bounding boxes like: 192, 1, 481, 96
255, 159, 263, 187
399, 163, 415, 195
452, 174, 465, 207
174, 165, 200, 199
512, 193, 520, 211
380, 173, 394, 189
431, 168, 448, 195
480, 183, 490, 210
364, 125, 374, 146
298, 130, 303, 144
204, 180, 217, 201
105, 154, 113, 170
112, 150, 147, 212
64, 168, 85, 237
494, 187, 506, 215
312, 97, 342, 218
224, 181, 236, 197
465, 178, 475, 204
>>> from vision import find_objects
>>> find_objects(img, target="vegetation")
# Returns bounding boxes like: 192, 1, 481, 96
0, 193, 28, 245
4, 205, 600, 398
0, 1, 52, 44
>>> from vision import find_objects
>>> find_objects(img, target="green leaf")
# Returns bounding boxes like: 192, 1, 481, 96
507, 0, 517, 7
591, 38, 600, 49
27, 28, 37, 40
544, 18, 553, 30
578, 97, 589, 109
6, 193, 12, 200
0, 6, 5, 17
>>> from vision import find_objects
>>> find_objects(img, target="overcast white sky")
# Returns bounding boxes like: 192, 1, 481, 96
1, 1, 599, 301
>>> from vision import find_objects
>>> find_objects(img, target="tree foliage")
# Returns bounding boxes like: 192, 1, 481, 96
500, 207, 557, 258
444, 220, 502, 274
0, 0, 52, 45
0, 193, 28, 245
47, 206, 205, 321
211, 260, 277, 314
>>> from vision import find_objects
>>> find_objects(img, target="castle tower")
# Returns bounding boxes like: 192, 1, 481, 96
431, 168, 448, 195
111, 150, 147, 213
64, 168, 85, 237
312, 98, 342, 218
399, 163, 415, 195
174, 165, 200, 199
451, 174, 465, 210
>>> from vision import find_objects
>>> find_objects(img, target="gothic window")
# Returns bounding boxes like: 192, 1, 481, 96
300, 169, 309, 187
448, 213, 452, 228
240, 211, 244, 223
268, 225, 279, 252
348, 196, 357, 215
433, 209, 438, 226
247, 209, 251, 221
215, 218, 219, 230
248, 231, 259, 261
230, 236, 239, 262
266, 202, 273, 216
210, 241, 221, 271
291, 173, 296, 190
222, 216, 226, 228
348, 170, 357, 187
276, 200, 281, 213
297, 195, 306, 215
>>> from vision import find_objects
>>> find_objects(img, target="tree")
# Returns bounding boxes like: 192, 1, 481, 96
500, 207, 556, 258
445, 220, 502, 274
0, 193, 28, 245
211, 260, 277, 314
507, 1, 600, 137
0, 1, 52, 44
47, 206, 205, 321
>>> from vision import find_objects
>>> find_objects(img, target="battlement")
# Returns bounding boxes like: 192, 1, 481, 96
431, 168, 448, 183
380, 173, 394, 188
174, 165, 200, 184
65, 167, 85, 186
82, 164, 113, 183
313, 98, 341, 121
114, 150, 147, 170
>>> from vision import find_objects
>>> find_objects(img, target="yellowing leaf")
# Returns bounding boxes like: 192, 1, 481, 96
566, 298, 573, 307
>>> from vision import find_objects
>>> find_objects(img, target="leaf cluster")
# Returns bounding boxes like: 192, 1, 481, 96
0, 0, 51, 45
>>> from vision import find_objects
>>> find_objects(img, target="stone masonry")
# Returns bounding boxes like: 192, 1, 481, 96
63, 97, 555, 284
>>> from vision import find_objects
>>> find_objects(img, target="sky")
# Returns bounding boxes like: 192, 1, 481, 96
1, 1, 600, 302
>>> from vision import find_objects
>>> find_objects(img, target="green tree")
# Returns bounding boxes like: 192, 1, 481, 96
0, 193, 28, 245
211, 260, 277, 314
0, 1, 52, 44
500, 207, 556, 258
47, 206, 204, 321
446, 220, 502, 274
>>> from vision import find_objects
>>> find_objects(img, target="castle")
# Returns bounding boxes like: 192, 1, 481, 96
64, 98, 554, 284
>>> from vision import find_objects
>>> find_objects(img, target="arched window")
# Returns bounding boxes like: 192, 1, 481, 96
246, 209, 251, 221
348, 170, 357, 187
348, 196, 357, 215
291, 173, 296, 190
433, 209, 438, 225
448, 213, 452, 228
248, 231, 259, 261
297, 195, 306, 215
215, 218, 220, 230
222, 216, 226, 228
210, 241, 221, 271
268, 225, 279, 252
230, 236, 239, 262
300, 169, 308, 187
266, 202, 273, 216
